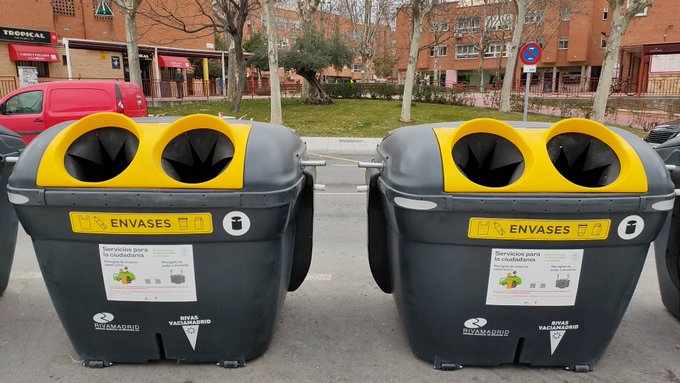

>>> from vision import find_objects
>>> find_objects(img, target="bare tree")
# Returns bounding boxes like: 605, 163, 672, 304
296, 0, 322, 99
339, 0, 394, 81
140, 0, 258, 112
112, 0, 144, 87
400, 0, 438, 123
259, 0, 283, 123
592, 0, 655, 122
455, 0, 514, 91
212, 0, 259, 112
422, 5, 454, 87
499, 0, 532, 112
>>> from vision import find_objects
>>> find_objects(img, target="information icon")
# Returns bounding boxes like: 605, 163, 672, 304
223, 211, 251, 236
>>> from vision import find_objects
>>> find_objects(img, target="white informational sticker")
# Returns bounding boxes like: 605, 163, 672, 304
538, 320, 580, 355
486, 248, 583, 306
523, 64, 537, 73
99, 244, 197, 302
168, 315, 212, 350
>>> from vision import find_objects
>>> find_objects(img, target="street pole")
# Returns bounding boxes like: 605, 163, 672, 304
523, 73, 530, 123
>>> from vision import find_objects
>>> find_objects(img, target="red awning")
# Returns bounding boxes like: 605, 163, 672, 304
8, 44, 60, 62
157, 55, 192, 69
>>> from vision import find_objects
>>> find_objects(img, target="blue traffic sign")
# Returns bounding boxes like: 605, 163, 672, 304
520, 43, 542, 65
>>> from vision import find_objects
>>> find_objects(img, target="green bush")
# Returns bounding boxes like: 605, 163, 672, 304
322, 83, 362, 99
366, 83, 401, 100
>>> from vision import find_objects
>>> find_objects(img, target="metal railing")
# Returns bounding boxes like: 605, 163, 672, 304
0, 77, 17, 98
509, 76, 680, 98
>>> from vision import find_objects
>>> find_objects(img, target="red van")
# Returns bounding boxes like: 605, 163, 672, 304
0, 81, 148, 144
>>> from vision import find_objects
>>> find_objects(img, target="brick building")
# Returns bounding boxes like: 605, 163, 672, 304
245, 5, 394, 83
0, 0, 219, 97
395, 0, 680, 94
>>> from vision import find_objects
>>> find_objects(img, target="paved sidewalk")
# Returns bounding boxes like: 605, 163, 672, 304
302, 137, 382, 155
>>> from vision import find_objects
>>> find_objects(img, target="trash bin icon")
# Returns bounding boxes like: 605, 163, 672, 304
363, 118, 674, 371
652, 139, 680, 320
0, 126, 24, 295
8, 113, 321, 367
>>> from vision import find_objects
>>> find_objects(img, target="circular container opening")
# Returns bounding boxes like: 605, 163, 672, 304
547, 133, 620, 187
452, 133, 525, 187
65, 127, 139, 182
162, 129, 234, 183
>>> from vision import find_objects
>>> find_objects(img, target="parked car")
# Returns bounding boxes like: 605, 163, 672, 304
644, 119, 680, 146
0, 81, 148, 144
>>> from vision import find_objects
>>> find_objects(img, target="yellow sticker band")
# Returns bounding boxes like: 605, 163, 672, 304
468, 218, 610, 241
70, 212, 213, 235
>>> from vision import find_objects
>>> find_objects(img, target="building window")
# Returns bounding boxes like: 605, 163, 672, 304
352, 63, 364, 73
485, 14, 512, 31
429, 45, 448, 57
455, 16, 480, 34
276, 16, 288, 30
457, 72, 471, 84
600, 35, 608, 49
430, 21, 449, 33
526, 39, 544, 48
52, 0, 76, 16
276, 37, 288, 49
525, 11, 544, 24
560, 7, 571, 21
484, 42, 508, 58
603, 6, 608, 20
456, 44, 478, 59
15, 61, 50, 77
558, 37, 569, 50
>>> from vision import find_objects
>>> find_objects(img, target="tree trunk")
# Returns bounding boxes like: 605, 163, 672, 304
226, 34, 236, 101
400, 6, 425, 123
299, 69, 333, 105
260, 0, 282, 124
592, 4, 630, 122
478, 55, 486, 92
499, 0, 529, 112
123, 11, 142, 87
434, 56, 439, 87
301, 79, 310, 99
231, 36, 247, 113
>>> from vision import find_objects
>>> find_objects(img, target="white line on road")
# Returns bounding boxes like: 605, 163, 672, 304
316, 192, 365, 195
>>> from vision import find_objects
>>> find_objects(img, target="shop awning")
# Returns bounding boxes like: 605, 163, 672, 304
8, 44, 60, 62
157, 55, 192, 68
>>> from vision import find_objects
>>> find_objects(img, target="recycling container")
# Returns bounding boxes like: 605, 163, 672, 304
652, 138, 680, 319
0, 126, 24, 295
8, 113, 317, 367
364, 118, 674, 371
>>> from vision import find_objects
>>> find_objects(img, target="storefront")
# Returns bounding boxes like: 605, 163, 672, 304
0, 26, 60, 88
0, 25, 231, 99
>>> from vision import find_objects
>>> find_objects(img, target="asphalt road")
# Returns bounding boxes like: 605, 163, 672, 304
1, 151, 679, 383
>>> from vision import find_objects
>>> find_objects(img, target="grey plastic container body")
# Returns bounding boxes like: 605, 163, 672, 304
8, 118, 315, 366
0, 126, 24, 295
366, 123, 674, 370
652, 138, 680, 319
